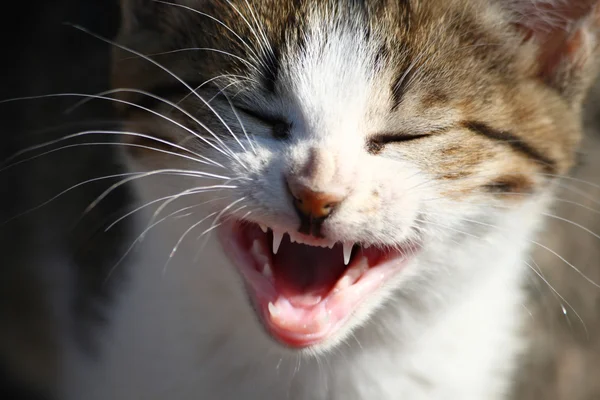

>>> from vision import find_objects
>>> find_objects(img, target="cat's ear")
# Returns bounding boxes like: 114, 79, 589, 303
507, 0, 600, 103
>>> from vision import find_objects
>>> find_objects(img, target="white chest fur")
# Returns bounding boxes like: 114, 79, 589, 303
61, 203, 532, 400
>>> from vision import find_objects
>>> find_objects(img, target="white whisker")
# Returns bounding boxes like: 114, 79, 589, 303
84, 168, 231, 218
193, 203, 251, 261
148, 177, 244, 227
175, 73, 257, 106
104, 206, 203, 283
66, 88, 244, 165
2, 92, 231, 166
207, 80, 247, 104
225, 0, 269, 61
2, 130, 213, 168
164, 211, 219, 272
221, 90, 257, 155
124, 47, 261, 73
242, 0, 273, 56
201, 196, 247, 238
540, 212, 600, 241
106, 186, 237, 232
420, 210, 600, 290
413, 218, 480, 239
526, 257, 589, 336
2, 139, 216, 174
541, 172, 600, 191
2, 172, 143, 225
67, 24, 249, 170
530, 239, 600, 290
152, 0, 263, 65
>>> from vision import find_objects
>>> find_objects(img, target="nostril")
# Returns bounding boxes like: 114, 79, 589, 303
287, 180, 344, 220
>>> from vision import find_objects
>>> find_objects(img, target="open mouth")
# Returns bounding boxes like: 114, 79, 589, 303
219, 221, 416, 348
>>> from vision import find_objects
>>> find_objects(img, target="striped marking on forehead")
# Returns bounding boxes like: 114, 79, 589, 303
281, 11, 383, 134
462, 121, 558, 174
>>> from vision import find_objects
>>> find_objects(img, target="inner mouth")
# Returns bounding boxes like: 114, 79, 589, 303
219, 221, 415, 348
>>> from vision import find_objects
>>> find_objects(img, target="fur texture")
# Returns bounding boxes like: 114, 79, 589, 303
55, 1, 600, 399
28, 0, 600, 399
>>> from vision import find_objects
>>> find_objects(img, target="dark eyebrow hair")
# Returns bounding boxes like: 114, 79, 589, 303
233, 105, 287, 126
390, 68, 413, 112
462, 120, 557, 173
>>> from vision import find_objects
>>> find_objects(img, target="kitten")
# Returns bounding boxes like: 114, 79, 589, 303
16, 0, 600, 399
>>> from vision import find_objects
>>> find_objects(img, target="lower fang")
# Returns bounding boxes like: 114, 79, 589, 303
251, 240, 269, 266
268, 302, 280, 316
335, 276, 353, 291
335, 256, 369, 291
263, 263, 272, 278
346, 256, 369, 281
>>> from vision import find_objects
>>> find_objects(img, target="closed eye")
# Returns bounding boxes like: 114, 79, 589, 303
235, 106, 291, 139
366, 132, 430, 154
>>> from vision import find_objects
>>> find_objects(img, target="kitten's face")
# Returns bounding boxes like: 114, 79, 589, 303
113, 0, 599, 350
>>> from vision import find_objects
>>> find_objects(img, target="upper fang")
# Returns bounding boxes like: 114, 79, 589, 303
259, 224, 268, 233
272, 231, 283, 254
343, 243, 354, 265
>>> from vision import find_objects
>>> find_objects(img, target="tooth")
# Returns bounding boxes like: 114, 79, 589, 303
328, 243, 335, 249
272, 231, 283, 254
259, 224, 268, 233
335, 276, 353, 291
251, 240, 269, 266
334, 256, 368, 292
268, 302, 280, 316
288, 233, 295, 243
252, 240, 261, 254
343, 243, 354, 265
263, 263, 272, 278
346, 256, 369, 281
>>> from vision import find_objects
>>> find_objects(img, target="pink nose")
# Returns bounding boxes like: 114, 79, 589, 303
286, 147, 347, 236
288, 182, 344, 220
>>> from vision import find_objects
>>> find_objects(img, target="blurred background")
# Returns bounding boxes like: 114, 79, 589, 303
0, 1, 598, 399
1, 1, 128, 399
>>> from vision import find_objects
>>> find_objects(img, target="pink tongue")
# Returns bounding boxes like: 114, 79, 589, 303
273, 240, 347, 303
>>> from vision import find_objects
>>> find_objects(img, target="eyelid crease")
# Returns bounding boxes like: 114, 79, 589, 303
369, 126, 451, 144
234, 105, 287, 126
370, 132, 430, 144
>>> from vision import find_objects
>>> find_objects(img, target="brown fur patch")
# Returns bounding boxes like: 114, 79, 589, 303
420, 89, 449, 109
